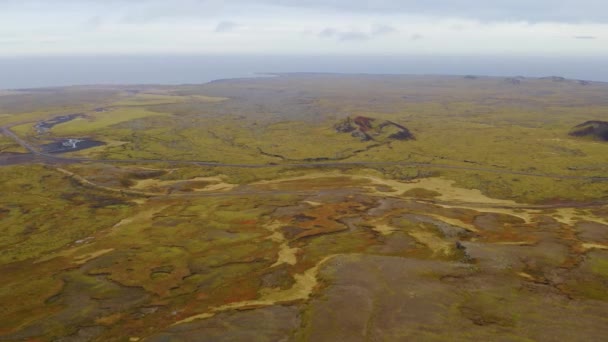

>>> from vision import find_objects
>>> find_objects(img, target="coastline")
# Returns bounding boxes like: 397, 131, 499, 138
1, 55, 608, 90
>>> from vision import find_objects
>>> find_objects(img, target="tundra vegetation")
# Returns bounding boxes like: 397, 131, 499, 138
1, 74, 607, 341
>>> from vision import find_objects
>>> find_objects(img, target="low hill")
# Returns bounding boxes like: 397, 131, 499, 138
334, 116, 415, 142
569, 121, 608, 141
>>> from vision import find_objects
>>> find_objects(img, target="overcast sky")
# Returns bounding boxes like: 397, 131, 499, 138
1, 0, 607, 56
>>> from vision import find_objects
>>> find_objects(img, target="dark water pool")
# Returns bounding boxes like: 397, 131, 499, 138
41, 139, 105, 153
35, 114, 86, 134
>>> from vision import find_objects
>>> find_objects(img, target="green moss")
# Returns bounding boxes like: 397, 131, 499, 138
3, 77, 608, 340
590, 258, 608, 278
51, 108, 170, 135
0, 165, 135, 264
569, 280, 608, 301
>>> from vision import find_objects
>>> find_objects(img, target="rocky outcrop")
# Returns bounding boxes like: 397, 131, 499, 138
351, 130, 371, 142
335, 116, 415, 142
569, 121, 608, 141
334, 117, 356, 133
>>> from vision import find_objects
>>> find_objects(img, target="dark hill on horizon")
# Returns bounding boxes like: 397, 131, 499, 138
570, 121, 608, 141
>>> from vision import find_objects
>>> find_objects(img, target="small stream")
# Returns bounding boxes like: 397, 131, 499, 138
35, 113, 86, 134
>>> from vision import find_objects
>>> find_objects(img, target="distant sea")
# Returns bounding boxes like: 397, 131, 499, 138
0, 55, 607, 89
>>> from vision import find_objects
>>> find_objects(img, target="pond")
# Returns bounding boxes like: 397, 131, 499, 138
41, 139, 105, 153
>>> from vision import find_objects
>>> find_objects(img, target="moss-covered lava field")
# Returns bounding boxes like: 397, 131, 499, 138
1, 74, 607, 341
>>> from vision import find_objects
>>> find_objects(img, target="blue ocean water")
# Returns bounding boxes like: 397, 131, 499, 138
0, 55, 606, 89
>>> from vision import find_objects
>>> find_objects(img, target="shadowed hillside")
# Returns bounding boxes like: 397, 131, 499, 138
570, 121, 608, 141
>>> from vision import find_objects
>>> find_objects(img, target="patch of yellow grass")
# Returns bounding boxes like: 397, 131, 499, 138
373, 224, 399, 236
52, 108, 169, 134
111, 205, 171, 230
581, 243, 608, 251
130, 176, 236, 192
265, 221, 300, 267
426, 214, 479, 233
409, 229, 454, 256
73, 248, 115, 265
174, 254, 339, 325
254, 171, 517, 207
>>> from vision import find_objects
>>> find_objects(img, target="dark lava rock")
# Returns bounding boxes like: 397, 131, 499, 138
334, 118, 355, 133
353, 116, 375, 131
351, 130, 372, 141
389, 129, 414, 141
569, 121, 608, 141
34, 113, 86, 134
336, 116, 414, 142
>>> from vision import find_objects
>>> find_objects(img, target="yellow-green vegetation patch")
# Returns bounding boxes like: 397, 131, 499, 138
111, 93, 188, 106
567, 252, 608, 301
4, 77, 608, 341
0, 165, 135, 263
590, 257, 608, 278
441, 170, 608, 203
51, 108, 170, 135
8, 122, 35, 136
256, 121, 371, 160
402, 187, 442, 198
109, 93, 227, 107
0, 134, 28, 153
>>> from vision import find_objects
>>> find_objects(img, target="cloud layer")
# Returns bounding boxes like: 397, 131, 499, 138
4, 1, 608, 22
318, 25, 397, 42
0, 0, 606, 56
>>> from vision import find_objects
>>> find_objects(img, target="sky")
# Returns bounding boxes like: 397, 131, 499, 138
0, 0, 607, 56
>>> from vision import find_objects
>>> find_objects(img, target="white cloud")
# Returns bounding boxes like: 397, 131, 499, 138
215, 21, 238, 33
371, 24, 397, 36
0, 1, 607, 56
